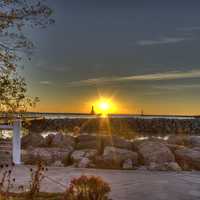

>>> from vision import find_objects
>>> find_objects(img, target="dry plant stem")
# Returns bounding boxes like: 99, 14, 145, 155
28, 162, 47, 200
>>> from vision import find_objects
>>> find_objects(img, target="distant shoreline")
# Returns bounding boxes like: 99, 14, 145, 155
0, 111, 199, 120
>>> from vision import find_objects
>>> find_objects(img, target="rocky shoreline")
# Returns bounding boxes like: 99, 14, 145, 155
21, 133, 200, 171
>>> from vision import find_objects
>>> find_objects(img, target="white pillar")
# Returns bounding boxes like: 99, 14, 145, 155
12, 119, 21, 165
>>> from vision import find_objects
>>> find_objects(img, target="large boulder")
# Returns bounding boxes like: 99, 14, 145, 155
76, 135, 102, 151
71, 149, 98, 168
148, 162, 182, 171
52, 133, 75, 148
51, 160, 64, 167
174, 147, 200, 170
123, 159, 134, 169
188, 136, 200, 148
43, 134, 55, 147
76, 134, 133, 152
71, 150, 86, 162
167, 162, 182, 171
21, 133, 44, 149
136, 141, 175, 166
102, 136, 133, 150
77, 157, 91, 168
167, 135, 190, 146
22, 147, 72, 165
166, 144, 185, 153
95, 146, 138, 169
43, 133, 75, 148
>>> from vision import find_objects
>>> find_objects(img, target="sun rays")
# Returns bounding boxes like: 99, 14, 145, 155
93, 97, 117, 116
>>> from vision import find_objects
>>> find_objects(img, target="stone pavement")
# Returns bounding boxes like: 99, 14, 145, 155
9, 166, 200, 200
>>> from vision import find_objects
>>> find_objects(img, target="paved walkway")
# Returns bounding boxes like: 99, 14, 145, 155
9, 166, 200, 200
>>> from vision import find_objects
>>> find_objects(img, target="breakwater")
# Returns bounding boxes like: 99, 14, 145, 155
24, 117, 200, 137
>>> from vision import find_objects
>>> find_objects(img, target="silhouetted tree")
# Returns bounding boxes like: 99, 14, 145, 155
0, 0, 54, 112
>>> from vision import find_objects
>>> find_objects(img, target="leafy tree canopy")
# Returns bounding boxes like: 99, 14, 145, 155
0, 0, 54, 113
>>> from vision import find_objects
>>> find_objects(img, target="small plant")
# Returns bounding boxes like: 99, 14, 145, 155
63, 175, 111, 200
27, 161, 48, 200
0, 163, 16, 199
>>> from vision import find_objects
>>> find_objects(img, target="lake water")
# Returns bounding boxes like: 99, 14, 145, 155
28, 113, 196, 120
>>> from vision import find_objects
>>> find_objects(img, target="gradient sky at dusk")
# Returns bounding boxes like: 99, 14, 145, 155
23, 0, 200, 115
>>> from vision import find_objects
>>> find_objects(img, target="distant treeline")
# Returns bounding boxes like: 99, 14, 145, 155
23, 117, 200, 138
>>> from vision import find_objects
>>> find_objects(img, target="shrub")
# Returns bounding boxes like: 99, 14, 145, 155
63, 175, 111, 200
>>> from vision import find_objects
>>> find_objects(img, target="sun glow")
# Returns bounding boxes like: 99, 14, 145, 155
99, 102, 109, 111
94, 98, 116, 115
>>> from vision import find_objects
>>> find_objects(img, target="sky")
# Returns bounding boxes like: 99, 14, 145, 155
23, 0, 200, 115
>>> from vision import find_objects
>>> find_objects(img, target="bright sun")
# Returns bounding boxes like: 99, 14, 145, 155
94, 98, 116, 115
99, 101, 110, 111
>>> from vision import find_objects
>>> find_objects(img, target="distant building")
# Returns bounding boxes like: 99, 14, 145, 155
90, 105, 95, 115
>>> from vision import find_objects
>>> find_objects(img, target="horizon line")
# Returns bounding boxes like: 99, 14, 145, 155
0, 111, 199, 118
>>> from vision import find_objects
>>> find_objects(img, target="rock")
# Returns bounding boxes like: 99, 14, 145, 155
21, 133, 44, 149
103, 136, 133, 150
52, 133, 75, 148
103, 147, 138, 163
71, 149, 97, 163
71, 150, 86, 162
76, 140, 102, 151
43, 134, 55, 147
137, 141, 175, 166
76, 135, 133, 152
148, 162, 181, 171
78, 157, 91, 168
166, 162, 182, 171
167, 135, 189, 146
77, 135, 97, 142
167, 144, 185, 153
84, 149, 98, 158
95, 146, 138, 169
137, 166, 148, 171
148, 162, 160, 171
76, 135, 102, 151
43, 133, 75, 148
193, 147, 200, 152
52, 160, 64, 167
123, 159, 133, 169
188, 136, 200, 148
175, 148, 200, 170
21, 149, 30, 163
24, 148, 52, 165
23, 147, 72, 165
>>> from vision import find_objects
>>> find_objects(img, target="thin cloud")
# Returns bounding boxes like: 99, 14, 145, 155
137, 37, 190, 46
153, 84, 200, 91
66, 70, 200, 87
36, 62, 71, 72
177, 26, 200, 31
39, 81, 53, 85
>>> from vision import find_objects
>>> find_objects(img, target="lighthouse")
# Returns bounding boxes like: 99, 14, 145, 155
90, 105, 95, 115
